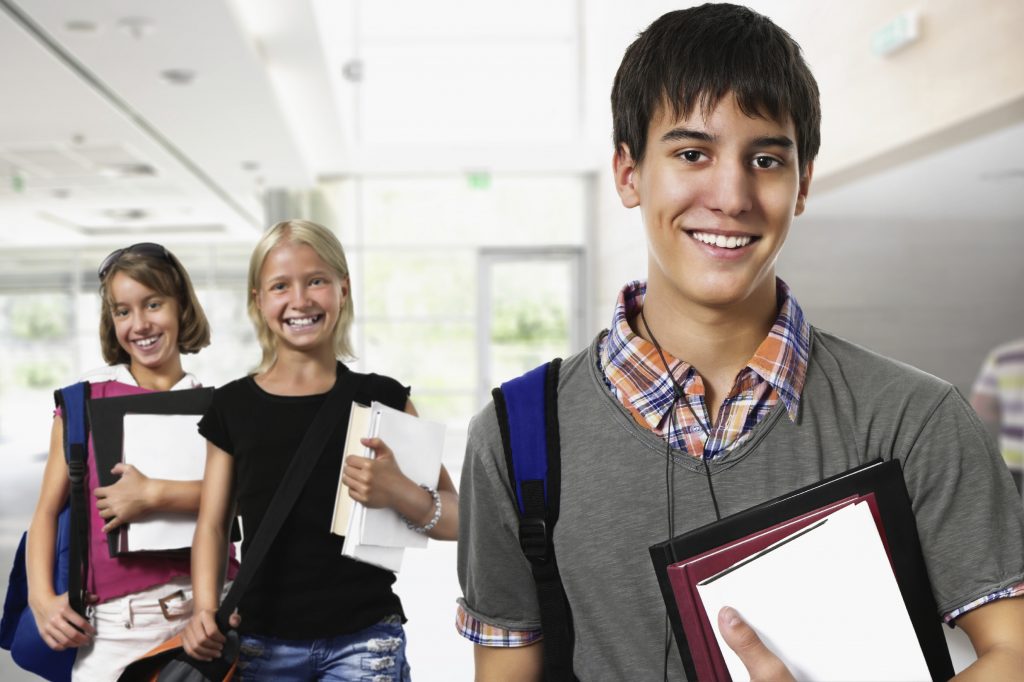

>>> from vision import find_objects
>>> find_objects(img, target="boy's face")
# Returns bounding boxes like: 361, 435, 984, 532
614, 92, 812, 314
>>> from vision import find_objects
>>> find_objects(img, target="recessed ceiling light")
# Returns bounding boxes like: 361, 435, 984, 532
116, 17, 154, 39
65, 20, 98, 33
341, 59, 364, 83
103, 208, 149, 221
98, 163, 156, 178
160, 69, 196, 86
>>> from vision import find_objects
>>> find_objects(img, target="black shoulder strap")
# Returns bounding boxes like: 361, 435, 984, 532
214, 370, 366, 632
493, 358, 577, 681
54, 381, 91, 617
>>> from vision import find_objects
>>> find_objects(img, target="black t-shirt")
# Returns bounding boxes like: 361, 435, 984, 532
198, 362, 409, 639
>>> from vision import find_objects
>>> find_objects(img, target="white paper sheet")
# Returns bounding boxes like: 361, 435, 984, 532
696, 502, 931, 682
121, 413, 206, 552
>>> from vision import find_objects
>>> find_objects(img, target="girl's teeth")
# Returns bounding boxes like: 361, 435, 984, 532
136, 336, 157, 347
288, 316, 318, 327
691, 231, 752, 249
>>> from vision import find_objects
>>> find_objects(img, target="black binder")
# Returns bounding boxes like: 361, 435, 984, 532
87, 387, 214, 558
648, 458, 954, 681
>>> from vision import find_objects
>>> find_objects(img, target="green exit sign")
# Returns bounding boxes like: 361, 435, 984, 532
871, 10, 920, 57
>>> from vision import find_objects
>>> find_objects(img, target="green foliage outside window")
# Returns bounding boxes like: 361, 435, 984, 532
9, 296, 68, 340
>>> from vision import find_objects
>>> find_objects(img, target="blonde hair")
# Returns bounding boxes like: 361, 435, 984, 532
247, 219, 355, 373
98, 247, 211, 365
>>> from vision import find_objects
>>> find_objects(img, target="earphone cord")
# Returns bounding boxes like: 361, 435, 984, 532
641, 307, 723, 681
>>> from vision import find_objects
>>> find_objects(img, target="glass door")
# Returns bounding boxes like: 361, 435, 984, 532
477, 247, 584, 406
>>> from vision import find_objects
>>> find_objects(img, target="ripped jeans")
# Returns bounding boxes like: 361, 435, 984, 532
236, 615, 411, 681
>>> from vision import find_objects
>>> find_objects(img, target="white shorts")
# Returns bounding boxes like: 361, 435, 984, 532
70, 577, 230, 682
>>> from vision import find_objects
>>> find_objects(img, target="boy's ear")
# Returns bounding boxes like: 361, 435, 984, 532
794, 161, 814, 216
613, 144, 641, 209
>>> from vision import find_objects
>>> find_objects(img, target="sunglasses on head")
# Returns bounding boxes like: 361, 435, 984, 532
97, 242, 173, 281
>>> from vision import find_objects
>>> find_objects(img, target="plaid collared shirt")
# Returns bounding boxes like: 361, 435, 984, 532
600, 279, 809, 459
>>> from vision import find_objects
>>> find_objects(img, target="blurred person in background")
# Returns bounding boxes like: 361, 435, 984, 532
971, 337, 1024, 494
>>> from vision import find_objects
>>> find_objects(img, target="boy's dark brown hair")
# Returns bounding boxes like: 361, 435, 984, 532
98, 246, 211, 365
612, 3, 821, 173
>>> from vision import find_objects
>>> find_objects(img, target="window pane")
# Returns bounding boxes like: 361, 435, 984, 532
488, 260, 574, 384
360, 251, 474, 318
361, 320, 477, 420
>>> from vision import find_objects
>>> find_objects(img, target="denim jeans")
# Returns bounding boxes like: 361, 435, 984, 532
236, 615, 411, 681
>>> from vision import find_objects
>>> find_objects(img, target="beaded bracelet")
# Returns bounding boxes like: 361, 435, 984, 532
403, 485, 441, 534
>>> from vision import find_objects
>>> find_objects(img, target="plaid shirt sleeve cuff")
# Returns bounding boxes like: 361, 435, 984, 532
455, 604, 543, 647
943, 581, 1024, 624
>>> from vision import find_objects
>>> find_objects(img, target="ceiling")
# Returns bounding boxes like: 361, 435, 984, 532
0, 0, 1021, 255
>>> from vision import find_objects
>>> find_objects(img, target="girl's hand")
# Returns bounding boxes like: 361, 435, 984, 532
93, 463, 154, 532
181, 608, 241, 661
343, 438, 407, 509
29, 592, 95, 651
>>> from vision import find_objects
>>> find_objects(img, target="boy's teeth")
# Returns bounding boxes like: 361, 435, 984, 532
691, 231, 752, 249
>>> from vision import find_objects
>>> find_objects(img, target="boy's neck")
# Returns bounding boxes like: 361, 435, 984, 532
129, 358, 185, 392
634, 277, 778, 421
257, 346, 338, 396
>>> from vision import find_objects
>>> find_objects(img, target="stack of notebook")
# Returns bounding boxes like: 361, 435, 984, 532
648, 459, 953, 681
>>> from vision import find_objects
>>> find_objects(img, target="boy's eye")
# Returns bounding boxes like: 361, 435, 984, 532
753, 155, 781, 169
679, 150, 704, 163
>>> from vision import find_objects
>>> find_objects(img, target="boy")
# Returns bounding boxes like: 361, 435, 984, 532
457, 4, 1024, 680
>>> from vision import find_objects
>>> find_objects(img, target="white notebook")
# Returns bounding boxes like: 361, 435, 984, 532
696, 502, 931, 682
120, 413, 206, 552
334, 401, 446, 572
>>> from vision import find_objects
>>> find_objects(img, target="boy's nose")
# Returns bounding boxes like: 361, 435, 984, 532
708, 162, 753, 217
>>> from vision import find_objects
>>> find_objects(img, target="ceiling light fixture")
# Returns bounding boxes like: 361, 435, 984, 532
65, 20, 98, 33
102, 208, 149, 221
159, 68, 196, 85
97, 163, 156, 178
116, 17, 154, 40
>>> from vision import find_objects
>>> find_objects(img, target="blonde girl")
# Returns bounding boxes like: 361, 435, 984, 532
183, 220, 457, 680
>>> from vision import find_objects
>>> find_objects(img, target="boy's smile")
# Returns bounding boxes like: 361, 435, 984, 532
614, 92, 812, 316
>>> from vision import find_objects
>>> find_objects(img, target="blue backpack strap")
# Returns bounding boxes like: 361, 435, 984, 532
0, 385, 88, 681
493, 359, 577, 682
54, 382, 90, 617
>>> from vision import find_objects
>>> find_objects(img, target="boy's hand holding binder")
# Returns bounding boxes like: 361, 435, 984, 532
718, 607, 795, 682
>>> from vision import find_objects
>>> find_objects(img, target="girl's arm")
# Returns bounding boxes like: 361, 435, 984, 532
26, 416, 96, 650
93, 465, 202, 533
181, 441, 237, 661
343, 399, 459, 541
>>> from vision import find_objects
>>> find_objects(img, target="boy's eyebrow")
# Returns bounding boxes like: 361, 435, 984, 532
659, 128, 796, 150
752, 135, 795, 150
660, 128, 714, 144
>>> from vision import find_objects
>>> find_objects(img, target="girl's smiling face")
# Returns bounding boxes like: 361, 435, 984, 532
108, 271, 181, 373
255, 240, 348, 356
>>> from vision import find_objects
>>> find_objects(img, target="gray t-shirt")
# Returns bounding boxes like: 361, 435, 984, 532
458, 328, 1024, 681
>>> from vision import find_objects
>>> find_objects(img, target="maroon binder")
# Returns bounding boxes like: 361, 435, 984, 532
665, 493, 887, 681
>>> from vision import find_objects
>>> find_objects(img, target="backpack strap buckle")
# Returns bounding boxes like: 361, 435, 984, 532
518, 518, 549, 562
